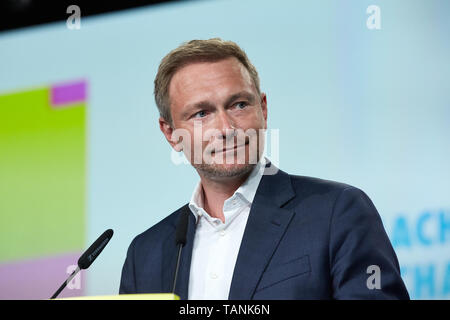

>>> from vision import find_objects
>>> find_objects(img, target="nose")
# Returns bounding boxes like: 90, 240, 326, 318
215, 109, 236, 140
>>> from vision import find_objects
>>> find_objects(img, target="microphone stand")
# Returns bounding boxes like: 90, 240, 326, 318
171, 244, 184, 294
171, 210, 189, 295
50, 266, 81, 299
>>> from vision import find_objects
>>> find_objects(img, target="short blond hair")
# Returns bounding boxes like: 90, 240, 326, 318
154, 38, 261, 125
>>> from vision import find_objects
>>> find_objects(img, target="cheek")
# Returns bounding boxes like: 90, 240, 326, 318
180, 127, 210, 156
242, 108, 266, 128
257, 109, 267, 128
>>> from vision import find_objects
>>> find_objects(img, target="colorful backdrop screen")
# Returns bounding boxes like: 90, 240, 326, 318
0, 81, 86, 298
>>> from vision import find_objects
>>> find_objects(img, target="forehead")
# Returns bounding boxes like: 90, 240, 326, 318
168, 57, 255, 107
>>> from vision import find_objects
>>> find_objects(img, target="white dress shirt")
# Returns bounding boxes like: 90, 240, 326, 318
187, 158, 267, 300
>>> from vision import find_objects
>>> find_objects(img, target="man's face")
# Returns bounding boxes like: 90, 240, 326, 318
160, 57, 267, 179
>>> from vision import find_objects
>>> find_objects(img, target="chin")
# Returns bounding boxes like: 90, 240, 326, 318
193, 161, 255, 179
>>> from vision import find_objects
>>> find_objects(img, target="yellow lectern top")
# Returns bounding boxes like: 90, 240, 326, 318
55, 293, 180, 300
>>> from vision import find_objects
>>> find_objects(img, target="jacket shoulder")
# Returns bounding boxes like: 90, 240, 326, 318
283, 173, 377, 218
288, 173, 358, 198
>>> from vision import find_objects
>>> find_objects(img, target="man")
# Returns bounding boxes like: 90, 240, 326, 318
119, 38, 409, 300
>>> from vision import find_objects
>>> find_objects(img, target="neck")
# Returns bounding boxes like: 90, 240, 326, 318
198, 171, 252, 223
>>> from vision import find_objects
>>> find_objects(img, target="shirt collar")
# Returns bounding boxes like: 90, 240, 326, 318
188, 157, 267, 222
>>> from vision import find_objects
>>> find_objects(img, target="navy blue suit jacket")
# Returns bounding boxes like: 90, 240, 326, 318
119, 164, 409, 299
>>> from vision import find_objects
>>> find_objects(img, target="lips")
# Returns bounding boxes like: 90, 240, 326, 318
212, 141, 248, 154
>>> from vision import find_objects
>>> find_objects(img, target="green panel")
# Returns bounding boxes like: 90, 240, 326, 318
0, 87, 85, 262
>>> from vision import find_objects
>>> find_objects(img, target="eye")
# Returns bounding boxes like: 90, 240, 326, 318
193, 110, 207, 118
234, 101, 248, 110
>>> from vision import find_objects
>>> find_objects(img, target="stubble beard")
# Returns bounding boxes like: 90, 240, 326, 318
193, 161, 257, 180
192, 143, 262, 180
188, 128, 265, 180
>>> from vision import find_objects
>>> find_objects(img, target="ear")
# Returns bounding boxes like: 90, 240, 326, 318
260, 92, 268, 129
159, 117, 183, 152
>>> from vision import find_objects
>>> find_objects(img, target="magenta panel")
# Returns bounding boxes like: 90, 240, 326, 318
0, 252, 85, 300
50, 80, 87, 106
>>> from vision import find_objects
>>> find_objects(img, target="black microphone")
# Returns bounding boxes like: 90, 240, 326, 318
171, 210, 189, 294
50, 229, 114, 299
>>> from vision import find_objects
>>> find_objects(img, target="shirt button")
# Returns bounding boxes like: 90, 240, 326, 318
210, 273, 218, 279
219, 230, 226, 237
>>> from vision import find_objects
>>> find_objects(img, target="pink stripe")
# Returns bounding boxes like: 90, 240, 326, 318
50, 80, 87, 106
0, 252, 85, 300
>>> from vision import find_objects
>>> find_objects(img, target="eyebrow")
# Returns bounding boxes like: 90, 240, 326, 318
180, 101, 215, 119
181, 91, 257, 119
225, 91, 256, 107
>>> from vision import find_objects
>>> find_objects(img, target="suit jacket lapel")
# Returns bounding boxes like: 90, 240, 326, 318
228, 164, 296, 299
161, 205, 196, 300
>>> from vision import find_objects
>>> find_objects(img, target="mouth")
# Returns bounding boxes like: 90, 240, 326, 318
212, 141, 249, 154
